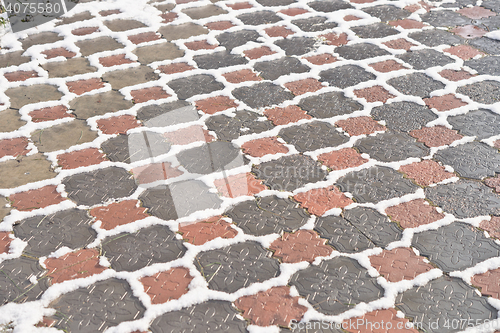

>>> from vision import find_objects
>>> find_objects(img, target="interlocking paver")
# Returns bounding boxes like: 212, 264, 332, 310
0, 257, 49, 304
387, 73, 445, 98
206, 110, 274, 141
0, 154, 56, 188
264, 105, 312, 125
168, 74, 224, 100
294, 186, 353, 215
320, 65, 376, 89
409, 126, 463, 147
315, 215, 374, 252
275, 37, 317, 56
45, 249, 106, 284
298, 91, 362, 118
178, 216, 237, 245
6, 84, 63, 109
279, 121, 348, 152
386, 199, 445, 229
69, 90, 134, 119
318, 148, 368, 170
457, 80, 500, 103
355, 131, 429, 162
399, 160, 454, 186
371, 102, 437, 132
90, 200, 148, 230
140, 267, 192, 304
102, 65, 160, 90
32, 120, 98, 152
269, 230, 333, 263
9, 185, 65, 211
370, 248, 434, 282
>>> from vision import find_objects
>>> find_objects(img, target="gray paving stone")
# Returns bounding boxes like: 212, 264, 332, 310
0, 154, 56, 189
362, 5, 411, 22
420, 10, 471, 27
308, 0, 353, 12
314, 215, 374, 253
336, 166, 418, 203
181, 4, 228, 19
351, 23, 399, 39
132, 42, 184, 64
42, 57, 97, 78
398, 49, 454, 70
14, 209, 95, 257
470, 37, 500, 55
254, 57, 309, 80
101, 134, 130, 163
194, 51, 248, 69
101, 131, 170, 164
274, 37, 317, 56
102, 65, 160, 90
448, 109, 500, 139
168, 74, 225, 100
32, 119, 98, 153
279, 121, 349, 152
387, 73, 445, 98
290, 257, 383, 315
409, 29, 464, 47
138, 101, 199, 127
355, 131, 429, 162
397, 276, 497, 333
226, 196, 310, 236
335, 43, 390, 60
217, 29, 261, 50
477, 16, 500, 31
434, 142, 500, 179
280, 322, 344, 333
0, 51, 30, 69
172, 180, 223, 217
205, 110, 274, 141
139, 185, 177, 221
298, 91, 362, 118
150, 300, 247, 333
21, 32, 63, 50
425, 180, 500, 218
56, 11, 94, 25
75, 36, 124, 56
69, 90, 134, 119
465, 56, 500, 76
0, 257, 49, 305
257, 0, 296, 5
319, 65, 376, 88
456, 80, 500, 104
232, 82, 294, 108
51, 278, 146, 333
291, 16, 337, 32
483, 0, 500, 13
104, 19, 146, 31
102, 225, 186, 271
159, 23, 208, 41
6, 84, 63, 109
237, 10, 282, 25
195, 241, 280, 293
371, 101, 437, 132
63, 166, 137, 206
253, 154, 327, 191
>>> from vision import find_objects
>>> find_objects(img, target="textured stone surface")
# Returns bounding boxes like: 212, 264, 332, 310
178, 216, 237, 245
336, 43, 390, 60
388, 73, 445, 97
45, 249, 106, 284
269, 230, 333, 263
32, 120, 98, 153
456, 80, 500, 104
371, 101, 437, 132
315, 215, 374, 253
232, 82, 294, 108
472, 267, 500, 298
205, 110, 274, 141
294, 186, 353, 215
242, 137, 289, 157
6, 84, 63, 109
75, 36, 124, 56
351, 23, 399, 38
264, 105, 311, 125
194, 51, 248, 70
318, 148, 368, 170
354, 86, 395, 103
398, 49, 454, 69
274, 37, 317, 56
168, 74, 224, 100
9, 185, 64, 211
279, 121, 348, 152
399, 160, 455, 186
102, 65, 160, 90
410, 126, 463, 147
0, 257, 49, 304
298, 91, 362, 118
43, 58, 97, 78
336, 116, 386, 136
217, 29, 261, 50
386, 199, 445, 229
319, 65, 376, 88
254, 57, 309, 80
448, 109, 500, 139
90, 200, 148, 230
69, 91, 134, 119
0, 154, 56, 189
370, 248, 434, 282
159, 23, 208, 41
140, 267, 192, 304
214, 173, 266, 197
355, 131, 429, 162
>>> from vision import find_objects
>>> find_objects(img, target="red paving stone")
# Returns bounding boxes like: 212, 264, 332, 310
304, 53, 337, 65
350, 0, 374, 2
35, 318, 56, 328
385, 199, 445, 228
132, 162, 183, 185
214, 173, 267, 197
354, 85, 395, 103
42, 48, 76, 59
269, 230, 333, 263
405, 1, 433, 12
205, 21, 234, 30
389, 19, 426, 29
409, 126, 463, 147
163, 125, 214, 145
128, 32, 161, 44
178, 216, 237, 245
184, 40, 218, 50
284, 78, 323, 95
161, 12, 178, 23
451, 25, 487, 39
369, 60, 408, 72
344, 15, 361, 21
99, 9, 121, 16
4, 70, 39, 82
158, 62, 195, 74
369, 248, 434, 282
480, 216, 500, 239
495, 140, 500, 149
439, 69, 475, 81
99, 54, 135, 67
71, 27, 99, 36
0, 232, 12, 254
131, 86, 171, 103
0, 137, 30, 158
443, 45, 484, 60
140, 267, 193, 304
279, 8, 308, 16
318, 148, 368, 170
264, 26, 294, 38
227, 2, 253, 9
335, 116, 386, 136
57, 148, 107, 169
399, 160, 454, 186
458, 6, 496, 19
235, 286, 307, 327
195, 96, 238, 114
424, 94, 467, 111
264, 105, 311, 125
344, 308, 420, 333
223, 69, 262, 83
10, 185, 65, 211
45, 249, 107, 284
67, 78, 106, 95
244, 46, 276, 59
96, 115, 141, 134
90, 200, 149, 230
241, 137, 289, 157
294, 186, 354, 215
319, 32, 349, 46
383, 38, 416, 51
29, 105, 74, 123
485, 175, 500, 193
472, 268, 500, 298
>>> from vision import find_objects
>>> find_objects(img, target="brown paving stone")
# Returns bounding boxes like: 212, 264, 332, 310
205, 21, 235, 30
158, 62, 195, 74
178, 216, 237, 245
6, 84, 63, 109
132, 162, 183, 185
32, 120, 98, 153
104, 19, 147, 32
97, 115, 141, 135
369, 248, 434, 283
35, 318, 56, 328
163, 125, 214, 145
235, 286, 307, 327
159, 23, 209, 41
0, 109, 27, 133
389, 19, 426, 29
67, 78, 105, 96
284, 78, 323, 96
385, 199, 445, 228
41, 48, 76, 59
71, 27, 99, 36
354, 85, 395, 103
369, 59, 408, 72
227, 2, 253, 9
336, 116, 386, 136
161, 12, 178, 23
458, 6, 496, 19
57, 11, 94, 25
318, 148, 368, 170
4, 70, 39, 82
399, 160, 454, 186
90, 200, 149, 230
9, 185, 64, 211
451, 25, 487, 39
195, 96, 238, 114
42, 58, 97, 78
70, 91, 134, 119
184, 40, 218, 50
304, 53, 337, 65
480, 216, 500, 239
21, 32, 63, 50
181, 4, 228, 19
269, 230, 333, 263
223, 69, 262, 83
264, 105, 311, 125
45, 249, 106, 284
383, 38, 416, 51
485, 175, 500, 193
280, 8, 308, 16
350, 0, 374, 3
214, 173, 267, 197
57, 148, 107, 170
140, 267, 193, 304
264, 26, 294, 38
443, 45, 485, 60
29, 105, 74, 122
244, 46, 276, 59
344, 15, 362, 21
133, 41, 185, 64
319, 32, 349, 46
99, 9, 121, 16
439, 69, 475, 81
102, 65, 160, 90
0, 232, 11, 254
128, 32, 161, 44
131, 86, 171, 103
99, 54, 135, 67
75, 37, 124, 56
241, 137, 289, 157
471, 268, 500, 298
0, 137, 30, 158
294, 185, 353, 216
409, 126, 463, 147
0, 197, 11, 222
344, 308, 420, 333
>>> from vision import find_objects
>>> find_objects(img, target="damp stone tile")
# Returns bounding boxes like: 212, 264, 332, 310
42, 58, 97, 78
424, 94, 467, 111
244, 46, 276, 59
398, 49, 454, 69
456, 80, 500, 104
194, 51, 248, 69
369, 248, 434, 282
335, 43, 390, 60
420, 10, 471, 27
440, 69, 475, 81
308, 0, 353, 12
369, 59, 408, 72
195, 96, 237, 114
133, 42, 184, 64
354, 85, 395, 103
29, 105, 73, 123
140, 267, 192, 304
343, 308, 419, 333
181, 4, 227, 19
216, 29, 261, 50
242, 137, 289, 157
355, 131, 429, 162
254, 57, 309, 81
232, 82, 294, 108
294, 186, 353, 215
223, 69, 261, 83
5, 84, 63, 109
335, 116, 386, 136
291, 16, 337, 32
383, 38, 416, 50
45, 249, 106, 284
178, 216, 237, 245
408, 29, 464, 47
317, 148, 368, 171
21, 32, 63, 50
351, 23, 399, 39
214, 173, 267, 197
131, 87, 170, 103
42, 48, 76, 59
279, 121, 348, 152
409, 126, 463, 147
371, 101, 437, 133
237, 10, 282, 25
274, 37, 317, 56
0, 51, 30, 68
362, 4, 411, 21
0, 137, 29, 158
75, 36, 124, 56
298, 91, 362, 119
160, 23, 209, 41
314, 215, 374, 253
97, 114, 141, 134
304, 53, 337, 65
66, 78, 105, 95
264, 105, 312, 125
284, 78, 323, 95
386, 199, 444, 228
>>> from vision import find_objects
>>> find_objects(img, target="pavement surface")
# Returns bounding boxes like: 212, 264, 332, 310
1, 0, 500, 332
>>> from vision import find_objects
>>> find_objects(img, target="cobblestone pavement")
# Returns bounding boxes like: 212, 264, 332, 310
1, 0, 500, 332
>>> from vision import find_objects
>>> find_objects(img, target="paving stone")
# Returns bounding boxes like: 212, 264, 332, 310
0, 137, 29, 158
264, 26, 294, 38
291, 16, 337, 32
420, 10, 471, 27
205, 110, 274, 141
290, 257, 383, 315
469, 37, 500, 55
387, 73, 445, 98
472, 267, 500, 298
304, 53, 337, 65
284, 78, 323, 95
90, 200, 148, 230
132, 162, 183, 185
31, 119, 98, 153
398, 49, 454, 70
356, 131, 429, 162
67, 78, 105, 95
72, 27, 99, 36
336, 166, 419, 203
161, 12, 178, 23
0, 231, 11, 253
335, 116, 386, 136
444, 45, 484, 60
410, 126, 463, 148
97, 115, 141, 135
185, 40, 218, 50
51, 279, 146, 333
447, 109, 500, 140
158, 62, 195, 74
0, 154, 56, 189
0, 51, 30, 68
237, 10, 282, 25
131, 86, 170, 103
9, 185, 65, 211
383, 38, 417, 50
0, 257, 49, 305
102, 65, 160, 90
6, 84, 63, 109
159, 23, 209, 41
244, 46, 276, 59
228, 2, 253, 9
177, 141, 246, 174
315, 215, 375, 252
343, 206, 403, 247
21, 32, 63, 50
439, 69, 475, 81
253, 154, 327, 191
168, 74, 224, 100
354, 85, 395, 103
99, 135, 130, 163
344, 14, 362, 21
99, 9, 121, 16
141, 266, 192, 304
335, 43, 390, 61
279, 121, 349, 152
45, 249, 106, 284
457, 80, 500, 104
362, 4, 411, 21
63, 166, 137, 206
256, 0, 295, 5
298, 92, 362, 119
465, 56, 500, 76
14, 208, 95, 256
182, 4, 227, 19
386, 199, 445, 229
408, 29, 464, 47
178, 216, 238, 245
57, 11, 94, 25
264, 105, 312, 125
485, 176, 500, 193
425, 180, 500, 218
343, 308, 420, 333
483, 0, 500, 13
194, 51, 248, 69
319, 65, 376, 89
4, 70, 38, 82
351, 23, 399, 39
128, 31, 161, 44
0, 199, 11, 223
138, 101, 200, 127
371, 101, 437, 132
274, 36, 317, 56
369, 248, 434, 282
369, 59, 408, 72
280, 8, 309, 16
195, 96, 238, 114
205, 20, 235, 30
223, 69, 261, 83
196, 241, 279, 293
389, 18, 426, 29
217, 29, 261, 50
452, 25, 487, 39
397, 276, 496, 333
269, 230, 333, 263
75, 37, 124, 56
319, 32, 349, 46
150, 300, 247, 333
308, 0, 353, 12
232, 82, 294, 108
226, 195, 310, 235
254, 57, 309, 81
133, 42, 184, 64
318, 148, 368, 170
424, 94, 467, 112
294, 185, 353, 215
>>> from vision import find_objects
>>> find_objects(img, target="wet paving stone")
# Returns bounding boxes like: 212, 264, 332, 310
168, 74, 225, 100
205, 110, 274, 141
182, 4, 227, 19
314, 215, 374, 253
274, 37, 317, 56
226, 195, 310, 236
408, 29, 464, 47
298, 91, 362, 119
100, 134, 131, 163
448, 109, 500, 139
237, 10, 282, 25
355, 131, 429, 162
351, 23, 399, 39
398, 49, 454, 69
132, 42, 184, 65
291, 16, 337, 32
363, 4, 411, 21
195, 241, 280, 293
371, 101, 437, 132
194, 51, 248, 69
159, 23, 208, 41
279, 121, 349, 152
319, 65, 376, 89
335, 43, 390, 60
420, 10, 471, 27
456, 80, 500, 104
254, 57, 309, 80
232, 82, 294, 108
308, 0, 353, 12
294, 185, 353, 215
216, 29, 261, 50
388, 73, 445, 98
